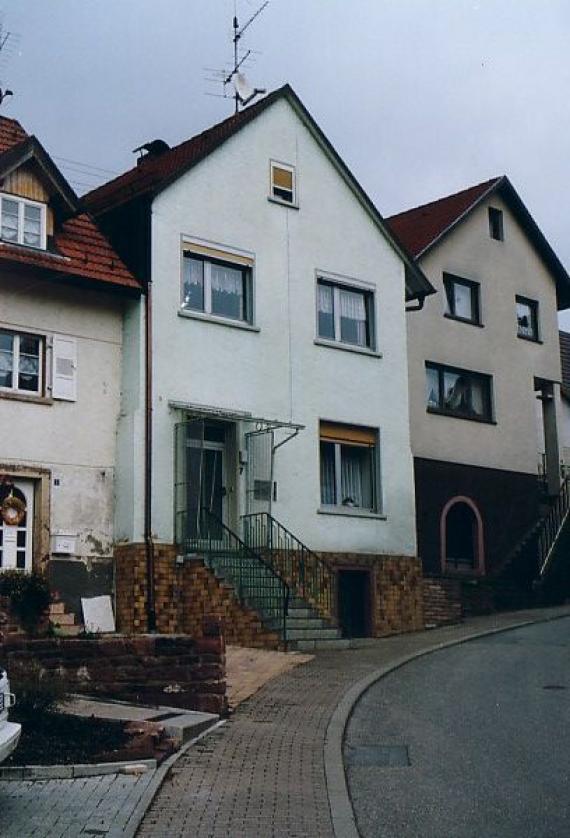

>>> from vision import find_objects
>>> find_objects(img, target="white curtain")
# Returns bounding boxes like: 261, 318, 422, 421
211, 264, 242, 296
320, 443, 336, 505
340, 288, 366, 345
318, 283, 333, 314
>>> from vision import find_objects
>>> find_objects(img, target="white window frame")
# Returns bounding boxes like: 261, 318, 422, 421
0, 193, 47, 249
0, 330, 43, 396
180, 239, 255, 326
269, 160, 296, 206
316, 275, 376, 351
319, 425, 382, 514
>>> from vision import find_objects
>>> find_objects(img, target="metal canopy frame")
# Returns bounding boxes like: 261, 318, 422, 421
169, 399, 305, 432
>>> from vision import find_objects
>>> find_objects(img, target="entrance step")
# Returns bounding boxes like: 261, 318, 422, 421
288, 638, 351, 651
49, 600, 83, 637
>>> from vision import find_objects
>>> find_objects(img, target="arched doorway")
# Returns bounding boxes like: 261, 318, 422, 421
440, 496, 484, 574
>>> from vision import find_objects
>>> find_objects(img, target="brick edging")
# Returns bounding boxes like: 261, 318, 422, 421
0, 759, 157, 781
324, 609, 570, 838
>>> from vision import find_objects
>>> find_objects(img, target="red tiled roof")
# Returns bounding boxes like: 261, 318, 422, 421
0, 116, 140, 291
560, 331, 570, 397
386, 177, 502, 257
84, 88, 287, 215
0, 116, 28, 154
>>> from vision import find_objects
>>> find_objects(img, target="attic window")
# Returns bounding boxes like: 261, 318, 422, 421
270, 162, 296, 205
488, 207, 504, 241
0, 194, 46, 249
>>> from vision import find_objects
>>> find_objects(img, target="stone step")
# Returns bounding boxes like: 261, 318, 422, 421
286, 627, 342, 641
50, 612, 76, 627
54, 624, 83, 637
287, 607, 317, 620
283, 617, 329, 630
49, 602, 66, 615
288, 638, 351, 651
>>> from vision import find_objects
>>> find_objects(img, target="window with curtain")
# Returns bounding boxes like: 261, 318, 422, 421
425, 362, 492, 422
0, 330, 42, 394
443, 274, 481, 324
316, 278, 373, 349
182, 246, 252, 324
516, 296, 539, 341
0, 194, 46, 249
319, 422, 378, 512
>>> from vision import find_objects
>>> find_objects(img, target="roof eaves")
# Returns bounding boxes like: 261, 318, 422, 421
414, 176, 504, 259
0, 135, 79, 215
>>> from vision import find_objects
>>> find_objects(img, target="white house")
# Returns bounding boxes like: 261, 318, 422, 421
0, 116, 141, 622
85, 85, 434, 641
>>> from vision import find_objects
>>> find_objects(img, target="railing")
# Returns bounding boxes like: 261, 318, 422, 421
538, 475, 570, 578
241, 512, 337, 620
182, 508, 289, 643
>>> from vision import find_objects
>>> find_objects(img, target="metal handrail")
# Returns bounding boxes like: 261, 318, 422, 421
241, 512, 337, 619
182, 508, 289, 643
538, 475, 570, 577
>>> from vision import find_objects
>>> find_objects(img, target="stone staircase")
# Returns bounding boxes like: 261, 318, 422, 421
279, 599, 347, 651
49, 600, 83, 636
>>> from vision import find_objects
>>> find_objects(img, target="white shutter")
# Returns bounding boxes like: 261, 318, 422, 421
52, 335, 77, 401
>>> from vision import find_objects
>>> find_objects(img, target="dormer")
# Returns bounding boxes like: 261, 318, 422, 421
0, 133, 78, 253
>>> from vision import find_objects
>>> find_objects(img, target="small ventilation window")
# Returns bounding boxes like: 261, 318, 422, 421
270, 162, 296, 205
488, 207, 504, 241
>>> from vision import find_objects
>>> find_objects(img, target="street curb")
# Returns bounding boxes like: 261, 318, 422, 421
324, 609, 570, 838
112, 719, 227, 838
0, 758, 157, 781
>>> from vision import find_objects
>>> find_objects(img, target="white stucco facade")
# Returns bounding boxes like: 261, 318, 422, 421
407, 194, 563, 477
1, 273, 124, 562
121, 97, 417, 557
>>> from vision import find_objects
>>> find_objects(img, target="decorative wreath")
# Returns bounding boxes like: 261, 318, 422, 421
1, 493, 26, 526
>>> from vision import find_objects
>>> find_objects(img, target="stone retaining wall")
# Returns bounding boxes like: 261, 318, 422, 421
1, 618, 227, 715
422, 577, 463, 627
114, 544, 281, 649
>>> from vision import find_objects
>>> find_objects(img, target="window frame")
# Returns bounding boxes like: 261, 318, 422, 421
488, 206, 504, 241
442, 273, 482, 326
269, 160, 296, 206
425, 361, 494, 424
319, 422, 381, 515
180, 243, 255, 326
315, 276, 376, 352
515, 295, 540, 342
0, 329, 44, 396
0, 193, 47, 250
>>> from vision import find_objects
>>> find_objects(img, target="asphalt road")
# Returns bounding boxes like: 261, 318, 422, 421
345, 617, 570, 838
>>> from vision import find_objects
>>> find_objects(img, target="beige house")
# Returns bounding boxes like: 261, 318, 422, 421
0, 116, 140, 620
388, 176, 570, 592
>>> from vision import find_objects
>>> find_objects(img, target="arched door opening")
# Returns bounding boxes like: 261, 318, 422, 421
441, 496, 484, 574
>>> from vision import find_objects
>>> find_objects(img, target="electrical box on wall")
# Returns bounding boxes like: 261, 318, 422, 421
51, 533, 77, 555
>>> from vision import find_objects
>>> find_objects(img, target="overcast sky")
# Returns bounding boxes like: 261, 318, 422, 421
3, 0, 570, 324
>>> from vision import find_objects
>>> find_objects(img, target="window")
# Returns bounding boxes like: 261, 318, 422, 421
181, 244, 253, 324
443, 274, 481, 324
320, 422, 379, 512
488, 207, 504, 241
0, 195, 46, 249
0, 330, 42, 395
316, 279, 374, 350
426, 362, 493, 422
270, 162, 296, 205
516, 296, 539, 341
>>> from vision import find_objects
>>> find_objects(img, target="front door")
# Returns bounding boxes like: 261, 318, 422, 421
0, 480, 34, 572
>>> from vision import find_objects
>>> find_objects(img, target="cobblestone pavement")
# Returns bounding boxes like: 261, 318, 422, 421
138, 606, 570, 838
0, 769, 155, 838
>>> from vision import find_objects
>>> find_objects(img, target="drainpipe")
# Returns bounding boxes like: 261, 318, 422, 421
405, 293, 426, 313
144, 275, 156, 632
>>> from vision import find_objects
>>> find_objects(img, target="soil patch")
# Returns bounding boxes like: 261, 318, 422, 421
6, 710, 132, 766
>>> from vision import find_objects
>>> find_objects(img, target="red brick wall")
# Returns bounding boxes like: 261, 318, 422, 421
422, 577, 463, 627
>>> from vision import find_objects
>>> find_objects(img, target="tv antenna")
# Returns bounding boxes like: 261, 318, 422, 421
204, 2, 268, 113
0, 17, 20, 108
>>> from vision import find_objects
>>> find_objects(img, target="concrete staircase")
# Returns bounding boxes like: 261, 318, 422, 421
280, 599, 347, 651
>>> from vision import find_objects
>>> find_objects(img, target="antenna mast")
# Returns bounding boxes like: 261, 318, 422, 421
226, 1, 268, 113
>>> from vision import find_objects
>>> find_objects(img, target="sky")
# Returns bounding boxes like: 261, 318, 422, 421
2, 0, 570, 324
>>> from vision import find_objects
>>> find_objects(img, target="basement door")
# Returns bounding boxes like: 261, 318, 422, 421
0, 480, 34, 572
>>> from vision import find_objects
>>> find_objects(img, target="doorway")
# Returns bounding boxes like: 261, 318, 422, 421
0, 479, 34, 572
338, 569, 371, 637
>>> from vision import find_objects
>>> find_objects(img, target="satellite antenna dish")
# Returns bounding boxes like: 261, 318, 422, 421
233, 72, 266, 106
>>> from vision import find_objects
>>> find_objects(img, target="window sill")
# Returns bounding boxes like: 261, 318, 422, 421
313, 338, 382, 358
317, 506, 386, 520
426, 406, 496, 425
443, 313, 484, 328
267, 197, 299, 210
178, 309, 260, 333
517, 334, 543, 344
0, 390, 52, 406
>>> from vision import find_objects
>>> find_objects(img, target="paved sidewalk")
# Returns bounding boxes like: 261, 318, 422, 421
138, 605, 570, 838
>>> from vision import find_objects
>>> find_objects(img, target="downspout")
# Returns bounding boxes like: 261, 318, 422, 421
144, 208, 156, 632
405, 293, 426, 312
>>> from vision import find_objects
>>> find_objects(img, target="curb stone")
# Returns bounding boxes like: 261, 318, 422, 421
111, 720, 227, 838
324, 610, 570, 838
0, 758, 157, 781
